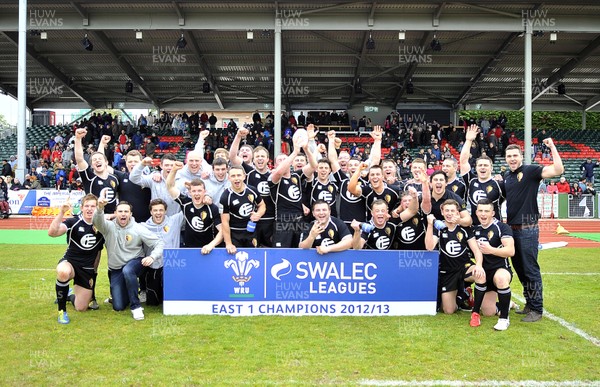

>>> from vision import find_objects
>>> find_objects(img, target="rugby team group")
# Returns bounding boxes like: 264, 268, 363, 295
50, 123, 564, 330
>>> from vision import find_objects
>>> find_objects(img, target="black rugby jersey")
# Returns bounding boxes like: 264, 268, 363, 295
175, 194, 221, 247
62, 216, 104, 266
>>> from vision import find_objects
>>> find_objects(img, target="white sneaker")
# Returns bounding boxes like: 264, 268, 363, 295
494, 318, 510, 331
138, 290, 147, 303
131, 307, 145, 321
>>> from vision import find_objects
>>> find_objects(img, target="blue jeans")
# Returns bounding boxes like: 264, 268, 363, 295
108, 258, 143, 311
511, 226, 543, 313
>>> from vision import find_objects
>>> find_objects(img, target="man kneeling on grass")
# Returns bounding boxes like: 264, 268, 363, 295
49, 194, 105, 324
469, 199, 516, 331
93, 199, 163, 321
425, 199, 484, 314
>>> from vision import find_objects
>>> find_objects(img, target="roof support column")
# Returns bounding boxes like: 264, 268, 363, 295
16, 0, 27, 182
582, 108, 586, 131
524, 23, 533, 165
274, 17, 282, 158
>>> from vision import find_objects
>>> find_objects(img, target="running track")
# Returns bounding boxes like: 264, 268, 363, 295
1, 216, 599, 248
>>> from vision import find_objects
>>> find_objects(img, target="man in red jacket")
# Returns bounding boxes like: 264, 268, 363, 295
556, 176, 570, 193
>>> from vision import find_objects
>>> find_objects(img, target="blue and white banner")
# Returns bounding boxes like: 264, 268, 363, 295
164, 248, 439, 316
7, 189, 85, 214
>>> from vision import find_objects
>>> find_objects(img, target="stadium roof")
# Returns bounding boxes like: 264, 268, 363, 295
1, 0, 600, 113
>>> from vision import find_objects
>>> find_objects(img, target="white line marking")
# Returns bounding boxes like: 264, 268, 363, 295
542, 273, 600, 276
0, 267, 53, 271
359, 381, 600, 386
513, 295, 600, 347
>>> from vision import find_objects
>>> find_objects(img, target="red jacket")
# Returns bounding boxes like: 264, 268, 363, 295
556, 181, 570, 193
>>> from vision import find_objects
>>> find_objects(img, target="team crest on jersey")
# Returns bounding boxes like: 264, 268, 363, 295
452, 185, 458, 192
89, 278, 94, 287
92, 226, 98, 233
291, 177, 298, 185
252, 238, 258, 247
412, 218, 419, 225
201, 211, 207, 220
111, 181, 116, 188
125, 234, 132, 242
164, 226, 170, 233
517, 172, 523, 182
385, 194, 391, 203
328, 185, 334, 193
486, 185, 493, 193
385, 227, 391, 236
328, 229, 334, 239
456, 232, 463, 242
248, 194, 254, 202
488, 230, 494, 240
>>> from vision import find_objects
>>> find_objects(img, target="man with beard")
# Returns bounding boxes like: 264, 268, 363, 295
504, 138, 563, 323
93, 199, 163, 320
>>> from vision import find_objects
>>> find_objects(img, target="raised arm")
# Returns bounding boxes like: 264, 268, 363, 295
48, 200, 70, 237
460, 124, 478, 176
368, 125, 383, 166
302, 141, 318, 178
228, 128, 249, 167
166, 161, 184, 199
193, 129, 210, 154
348, 162, 369, 196
420, 175, 432, 215
270, 133, 304, 184
541, 138, 565, 179
96, 135, 115, 174
129, 157, 153, 188
326, 130, 341, 173
73, 128, 89, 171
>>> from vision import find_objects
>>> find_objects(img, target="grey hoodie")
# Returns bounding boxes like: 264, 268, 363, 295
129, 163, 180, 216
93, 208, 164, 270
141, 213, 184, 269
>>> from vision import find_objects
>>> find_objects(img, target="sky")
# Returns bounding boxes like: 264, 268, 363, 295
0, 94, 147, 127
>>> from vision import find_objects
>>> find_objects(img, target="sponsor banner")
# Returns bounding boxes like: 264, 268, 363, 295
7, 190, 85, 214
164, 248, 439, 316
